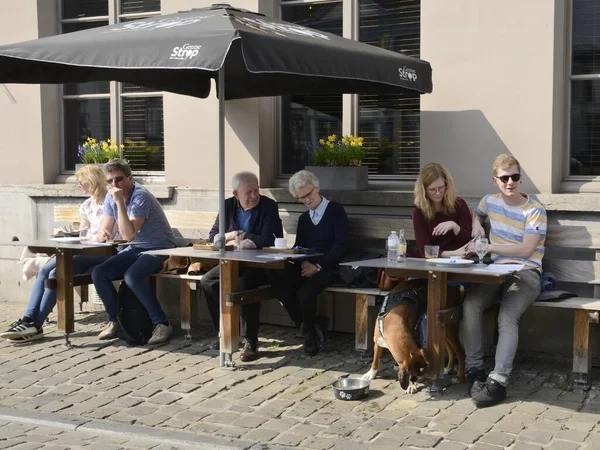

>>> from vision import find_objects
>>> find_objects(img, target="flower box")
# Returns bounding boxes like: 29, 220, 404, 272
305, 166, 368, 191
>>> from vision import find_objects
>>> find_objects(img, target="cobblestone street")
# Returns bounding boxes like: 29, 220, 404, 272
0, 299, 599, 449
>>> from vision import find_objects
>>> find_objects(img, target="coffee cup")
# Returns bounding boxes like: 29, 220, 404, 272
274, 238, 287, 249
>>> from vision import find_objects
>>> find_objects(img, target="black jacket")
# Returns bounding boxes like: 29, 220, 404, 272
208, 195, 283, 249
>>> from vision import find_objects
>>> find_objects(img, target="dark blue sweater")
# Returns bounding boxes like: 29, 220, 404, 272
294, 201, 349, 270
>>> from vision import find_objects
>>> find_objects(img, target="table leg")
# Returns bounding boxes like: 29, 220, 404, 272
220, 259, 240, 367
427, 270, 448, 394
56, 248, 74, 346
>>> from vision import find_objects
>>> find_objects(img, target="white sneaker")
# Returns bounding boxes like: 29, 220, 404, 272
7, 327, 44, 344
0, 319, 38, 339
98, 321, 118, 340
148, 323, 172, 345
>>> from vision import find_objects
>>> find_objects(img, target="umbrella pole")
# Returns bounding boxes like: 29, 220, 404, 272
218, 68, 229, 368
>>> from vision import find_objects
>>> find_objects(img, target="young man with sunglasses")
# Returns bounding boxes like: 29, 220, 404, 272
463, 153, 546, 408
93, 159, 177, 345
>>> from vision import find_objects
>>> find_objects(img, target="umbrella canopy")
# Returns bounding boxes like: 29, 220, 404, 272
0, 4, 432, 99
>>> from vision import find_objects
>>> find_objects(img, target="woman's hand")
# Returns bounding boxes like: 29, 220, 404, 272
432, 221, 459, 236
300, 261, 319, 278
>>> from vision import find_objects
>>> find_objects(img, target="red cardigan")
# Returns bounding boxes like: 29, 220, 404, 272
412, 197, 472, 258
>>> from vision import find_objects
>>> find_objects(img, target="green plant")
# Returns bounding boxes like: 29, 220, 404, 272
78, 137, 123, 164
311, 134, 366, 167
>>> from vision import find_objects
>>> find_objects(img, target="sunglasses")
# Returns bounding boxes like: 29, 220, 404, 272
106, 175, 125, 185
495, 173, 521, 183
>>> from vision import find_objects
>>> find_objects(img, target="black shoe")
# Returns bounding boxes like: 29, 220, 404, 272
466, 367, 487, 396
240, 338, 258, 362
471, 377, 507, 408
304, 329, 319, 357
314, 315, 329, 351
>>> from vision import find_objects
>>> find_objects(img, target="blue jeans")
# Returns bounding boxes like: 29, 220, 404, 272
91, 247, 168, 325
25, 255, 109, 328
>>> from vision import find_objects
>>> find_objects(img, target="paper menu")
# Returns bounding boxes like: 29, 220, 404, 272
473, 264, 524, 273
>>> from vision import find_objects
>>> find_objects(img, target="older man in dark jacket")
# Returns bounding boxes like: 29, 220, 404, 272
201, 171, 283, 362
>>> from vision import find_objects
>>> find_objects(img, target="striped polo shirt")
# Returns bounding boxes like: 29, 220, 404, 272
476, 193, 547, 268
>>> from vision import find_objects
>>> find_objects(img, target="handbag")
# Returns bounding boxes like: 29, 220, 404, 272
377, 268, 402, 291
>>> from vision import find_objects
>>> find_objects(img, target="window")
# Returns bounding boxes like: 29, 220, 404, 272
358, 0, 421, 177
279, 0, 421, 178
569, 0, 600, 176
61, 0, 163, 173
280, 1, 343, 174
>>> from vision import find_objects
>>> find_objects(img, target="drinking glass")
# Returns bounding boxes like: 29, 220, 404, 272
79, 228, 90, 243
475, 237, 489, 265
424, 245, 439, 259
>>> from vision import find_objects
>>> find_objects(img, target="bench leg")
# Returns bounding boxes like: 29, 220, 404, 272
355, 294, 376, 354
179, 279, 197, 340
78, 285, 89, 312
573, 309, 593, 390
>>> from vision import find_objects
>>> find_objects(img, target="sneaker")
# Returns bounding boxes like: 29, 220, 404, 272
471, 377, 507, 408
148, 323, 173, 345
0, 319, 38, 339
98, 321, 119, 340
466, 367, 487, 396
240, 338, 258, 362
6, 327, 43, 344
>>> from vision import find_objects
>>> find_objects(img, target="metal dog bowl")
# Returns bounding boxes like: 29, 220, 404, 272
332, 377, 370, 401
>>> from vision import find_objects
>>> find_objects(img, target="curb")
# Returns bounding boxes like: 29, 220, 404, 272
0, 407, 255, 449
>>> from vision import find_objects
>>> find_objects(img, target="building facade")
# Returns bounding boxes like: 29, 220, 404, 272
0, 0, 598, 356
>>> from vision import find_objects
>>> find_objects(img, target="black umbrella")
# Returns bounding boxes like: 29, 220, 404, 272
0, 5, 432, 98
0, 3, 432, 365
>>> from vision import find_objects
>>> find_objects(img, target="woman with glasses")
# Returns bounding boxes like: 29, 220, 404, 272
269, 170, 349, 357
0, 165, 111, 343
413, 163, 472, 258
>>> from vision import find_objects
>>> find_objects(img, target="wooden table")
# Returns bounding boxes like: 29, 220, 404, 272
3, 239, 118, 345
145, 247, 311, 367
341, 257, 517, 390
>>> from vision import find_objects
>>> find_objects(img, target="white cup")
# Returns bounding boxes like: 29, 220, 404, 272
274, 238, 287, 249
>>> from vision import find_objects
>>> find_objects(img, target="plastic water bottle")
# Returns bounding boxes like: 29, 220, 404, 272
397, 229, 407, 261
387, 231, 399, 261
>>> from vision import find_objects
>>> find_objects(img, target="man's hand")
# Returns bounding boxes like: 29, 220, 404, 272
432, 221, 459, 236
300, 261, 319, 278
110, 187, 125, 204
223, 230, 245, 242
237, 239, 256, 249
96, 229, 112, 242
472, 221, 485, 239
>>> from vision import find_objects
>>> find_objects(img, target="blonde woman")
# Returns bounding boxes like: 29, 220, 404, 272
0, 165, 111, 343
413, 163, 472, 258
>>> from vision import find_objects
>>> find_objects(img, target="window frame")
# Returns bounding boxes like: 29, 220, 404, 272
58, 0, 163, 176
277, 0, 421, 182
565, 0, 600, 182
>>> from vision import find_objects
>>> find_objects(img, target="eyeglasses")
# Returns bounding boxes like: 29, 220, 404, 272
495, 173, 521, 184
427, 185, 446, 194
298, 187, 315, 201
106, 176, 124, 185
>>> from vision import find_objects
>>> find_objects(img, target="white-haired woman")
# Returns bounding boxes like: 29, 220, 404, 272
1, 165, 111, 343
270, 170, 349, 356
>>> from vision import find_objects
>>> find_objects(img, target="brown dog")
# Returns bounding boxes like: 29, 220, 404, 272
362, 280, 465, 394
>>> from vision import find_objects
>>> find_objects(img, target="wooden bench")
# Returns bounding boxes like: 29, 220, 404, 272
526, 217, 600, 388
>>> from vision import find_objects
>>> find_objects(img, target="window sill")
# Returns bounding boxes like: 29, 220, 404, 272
0, 182, 174, 199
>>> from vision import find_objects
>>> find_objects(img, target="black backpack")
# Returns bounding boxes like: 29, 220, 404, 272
117, 281, 154, 346
336, 250, 380, 288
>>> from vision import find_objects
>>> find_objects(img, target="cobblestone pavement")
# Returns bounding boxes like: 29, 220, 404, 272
1, 299, 600, 450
